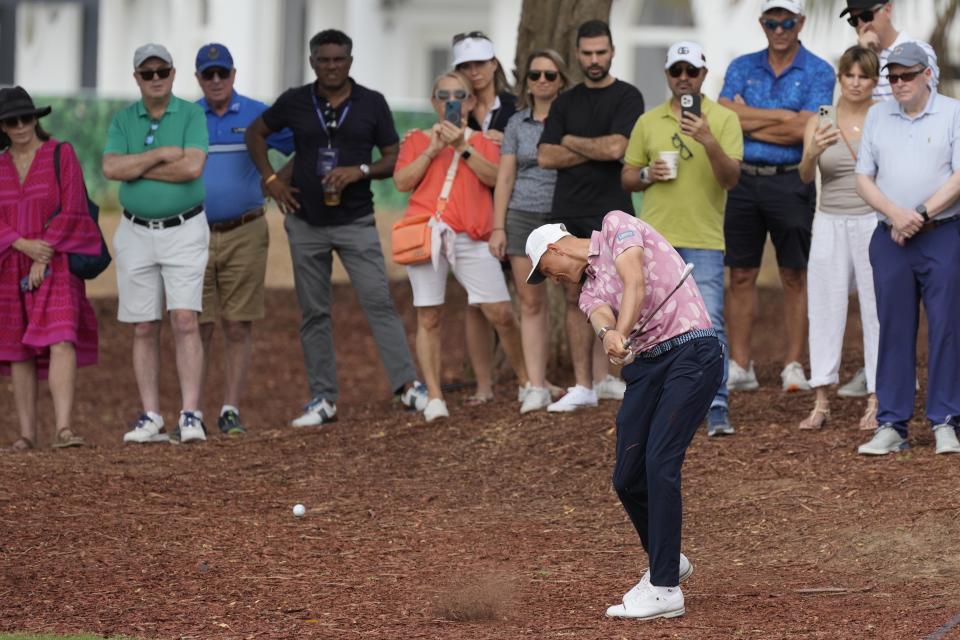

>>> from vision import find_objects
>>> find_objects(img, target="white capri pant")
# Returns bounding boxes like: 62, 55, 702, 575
806, 211, 879, 392
113, 212, 210, 322
406, 232, 511, 307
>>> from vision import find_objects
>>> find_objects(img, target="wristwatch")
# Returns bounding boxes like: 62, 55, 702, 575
359, 163, 371, 177
597, 326, 615, 340
916, 204, 929, 222
639, 167, 651, 184
460, 147, 472, 160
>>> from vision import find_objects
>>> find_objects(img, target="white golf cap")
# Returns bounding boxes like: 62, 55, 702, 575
525, 223, 572, 285
134, 43, 173, 68
452, 37, 496, 68
665, 41, 707, 70
761, 0, 804, 14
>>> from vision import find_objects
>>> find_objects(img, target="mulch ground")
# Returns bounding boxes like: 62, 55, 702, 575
1, 284, 958, 640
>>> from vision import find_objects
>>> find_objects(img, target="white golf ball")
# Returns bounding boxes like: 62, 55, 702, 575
292, 504, 306, 517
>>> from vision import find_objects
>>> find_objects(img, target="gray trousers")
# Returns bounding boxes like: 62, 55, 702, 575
285, 213, 417, 402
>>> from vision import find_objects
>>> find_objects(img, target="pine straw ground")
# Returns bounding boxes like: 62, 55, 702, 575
1, 285, 958, 640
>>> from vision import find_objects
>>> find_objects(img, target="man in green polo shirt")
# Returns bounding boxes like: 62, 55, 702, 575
621, 41, 743, 437
102, 43, 210, 446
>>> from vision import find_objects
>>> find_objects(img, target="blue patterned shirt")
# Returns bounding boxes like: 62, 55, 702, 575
720, 44, 835, 165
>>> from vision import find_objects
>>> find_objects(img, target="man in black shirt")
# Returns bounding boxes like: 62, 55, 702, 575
246, 29, 427, 427
538, 19, 645, 412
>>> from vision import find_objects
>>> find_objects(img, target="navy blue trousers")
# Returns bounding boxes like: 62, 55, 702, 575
613, 336, 723, 587
870, 220, 960, 437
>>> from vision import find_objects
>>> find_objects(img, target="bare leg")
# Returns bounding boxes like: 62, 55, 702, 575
564, 281, 593, 388
799, 386, 830, 430
198, 322, 215, 409
779, 267, 808, 365
47, 341, 77, 432
510, 256, 548, 388
479, 301, 528, 386
11, 359, 38, 443
727, 267, 760, 368
133, 320, 162, 414
170, 309, 204, 412
416, 306, 444, 400
221, 320, 253, 409
465, 305, 495, 397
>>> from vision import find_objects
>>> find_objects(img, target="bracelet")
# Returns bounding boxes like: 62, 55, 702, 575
264, 173, 279, 186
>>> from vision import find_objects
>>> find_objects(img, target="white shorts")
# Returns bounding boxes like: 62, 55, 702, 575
406, 233, 511, 307
113, 212, 210, 322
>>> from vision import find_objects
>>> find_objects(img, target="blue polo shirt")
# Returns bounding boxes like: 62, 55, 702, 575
198, 91, 294, 223
720, 44, 835, 165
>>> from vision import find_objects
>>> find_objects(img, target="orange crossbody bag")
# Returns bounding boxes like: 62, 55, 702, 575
391, 148, 462, 265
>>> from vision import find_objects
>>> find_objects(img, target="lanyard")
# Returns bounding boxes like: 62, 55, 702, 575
311, 90, 350, 147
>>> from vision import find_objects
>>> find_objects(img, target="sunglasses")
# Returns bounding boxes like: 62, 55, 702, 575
846, 5, 883, 27
672, 132, 694, 160
138, 67, 173, 81
200, 67, 231, 81
527, 70, 559, 82
452, 30, 489, 45
668, 64, 702, 79
2, 114, 36, 128
762, 18, 798, 31
434, 89, 468, 101
144, 120, 160, 146
887, 69, 924, 85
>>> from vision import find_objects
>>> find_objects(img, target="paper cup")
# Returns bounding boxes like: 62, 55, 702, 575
659, 151, 679, 180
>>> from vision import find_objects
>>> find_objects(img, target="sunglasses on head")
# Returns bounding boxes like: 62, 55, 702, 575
435, 89, 468, 101
144, 120, 160, 146
200, 67, 231, 81
887, 69, 924, 85
668, 64, 702, 79
138, 67, 172, 81
527, 70, 559, 82
452, 30, 489, 45
762, 18, 797, 31
2, 114, 36, 128
846, 5, 883, 27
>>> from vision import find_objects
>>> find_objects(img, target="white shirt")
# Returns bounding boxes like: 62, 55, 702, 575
874, 32, 940, 102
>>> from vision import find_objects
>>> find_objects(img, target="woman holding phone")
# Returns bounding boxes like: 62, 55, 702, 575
393, 72, 528, 422
797, 46, 880, 431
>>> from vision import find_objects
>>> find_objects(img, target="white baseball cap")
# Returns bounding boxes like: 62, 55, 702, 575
452, 37, 496, 68
525, 223, 572, 285
760, 0, 805, 15
665, 41, 707, 70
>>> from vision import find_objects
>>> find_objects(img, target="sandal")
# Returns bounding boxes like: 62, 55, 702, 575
798, 400, 830, 430
52, 428, 87, 449
464, 393, 494, 406
859, 395, 878, 431
9, 437, 34, 452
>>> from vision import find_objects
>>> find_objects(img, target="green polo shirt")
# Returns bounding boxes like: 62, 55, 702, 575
104, 94, 208, 219
624, 96, 743, 251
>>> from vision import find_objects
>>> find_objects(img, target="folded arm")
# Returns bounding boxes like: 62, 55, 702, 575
561, 134, 628, 162
538, 143, 588, 170
141, 147, 206, 182
102, 147, 173, 181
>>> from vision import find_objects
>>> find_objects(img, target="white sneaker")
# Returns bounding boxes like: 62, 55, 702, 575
178, 411, 207, 444
291, 397, 337, 427
424, 398, 449, 422
518, 382, 532, 402
594, 374, 626, 400
628, 553, 694, 596
857, 425, 909, 455
520, 386, 551, 414
837, 368, 868, 398
934, 424, 960, 454
781, 361, 811, 392
547, 385, 598, 413
122, 412, 168, 444
399, 381, 429, 411
606, 581, 685, 620
727, 360, 759, 391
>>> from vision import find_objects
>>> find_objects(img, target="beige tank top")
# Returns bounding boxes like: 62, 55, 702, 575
817, 139, 872, 215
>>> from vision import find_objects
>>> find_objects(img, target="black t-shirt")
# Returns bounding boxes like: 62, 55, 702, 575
539, 79, 644, 220
467, 91, 517, 133
262, 78, 399, 226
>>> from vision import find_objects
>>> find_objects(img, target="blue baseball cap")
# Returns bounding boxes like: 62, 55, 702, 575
195, 43, 234, 72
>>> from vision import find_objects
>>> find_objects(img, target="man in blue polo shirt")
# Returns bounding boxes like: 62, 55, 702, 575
194, 43, 294, 436
719, 0, 834, 395
854, 42, 960, 456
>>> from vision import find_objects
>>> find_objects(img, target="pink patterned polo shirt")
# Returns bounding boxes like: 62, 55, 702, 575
578, 211, 711, 354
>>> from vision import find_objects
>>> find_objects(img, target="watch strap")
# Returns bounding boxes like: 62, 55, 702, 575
916, 205, 929, 222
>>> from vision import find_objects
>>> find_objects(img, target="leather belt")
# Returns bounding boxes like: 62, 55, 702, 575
123, 204, 204, 230
208, 207, 265, 233
639, 328, 718, 360
879, 215, 959, 236
741, 163, 799, 177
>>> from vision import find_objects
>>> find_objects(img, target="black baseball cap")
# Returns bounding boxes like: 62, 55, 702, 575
839, 0, 888, 18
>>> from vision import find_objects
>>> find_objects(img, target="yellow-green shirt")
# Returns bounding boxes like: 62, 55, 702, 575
624, 97, 742, 251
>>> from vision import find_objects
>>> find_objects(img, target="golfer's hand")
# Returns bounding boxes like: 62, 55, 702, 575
604, 330, 630, 363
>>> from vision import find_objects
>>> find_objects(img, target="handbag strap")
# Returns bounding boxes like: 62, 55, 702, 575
837, 126, 858, 163
44, 143, 65, 228
434, 128, 472, 218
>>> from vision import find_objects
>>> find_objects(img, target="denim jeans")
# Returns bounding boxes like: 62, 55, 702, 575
675, 248, 728, 409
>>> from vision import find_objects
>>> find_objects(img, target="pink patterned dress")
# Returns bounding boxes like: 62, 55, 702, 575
0, 139, 101, 378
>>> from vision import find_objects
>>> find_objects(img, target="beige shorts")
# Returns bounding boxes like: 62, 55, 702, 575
406, 232, 511, 307
200, 214, 269, 324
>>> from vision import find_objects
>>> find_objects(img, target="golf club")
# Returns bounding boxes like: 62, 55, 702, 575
616, 262, 695, 365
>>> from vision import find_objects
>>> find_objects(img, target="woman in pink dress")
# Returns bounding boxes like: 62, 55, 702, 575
0, 87, 102, 451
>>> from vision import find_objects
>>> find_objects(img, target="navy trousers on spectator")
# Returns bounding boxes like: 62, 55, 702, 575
869, 220, 960, 438
613, 336, 723, 587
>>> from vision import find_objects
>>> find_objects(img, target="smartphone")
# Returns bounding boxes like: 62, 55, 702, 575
444, 99, 462, 125
19, 266, 51, 292
680, 94, 701, 118
818, 105, 836, 130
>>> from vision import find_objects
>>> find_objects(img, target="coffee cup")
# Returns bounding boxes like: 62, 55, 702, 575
659, 151, 679, 180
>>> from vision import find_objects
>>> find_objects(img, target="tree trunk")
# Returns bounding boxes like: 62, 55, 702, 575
929, 0, 959, 97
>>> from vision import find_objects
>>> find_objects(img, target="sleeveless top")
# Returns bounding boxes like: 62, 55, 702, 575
818, 138, 872, 215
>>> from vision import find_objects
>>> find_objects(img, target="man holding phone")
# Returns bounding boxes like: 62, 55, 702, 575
622, 41, 743, 437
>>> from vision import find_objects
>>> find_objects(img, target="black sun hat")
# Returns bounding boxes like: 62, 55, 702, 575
0, 86, 52, 121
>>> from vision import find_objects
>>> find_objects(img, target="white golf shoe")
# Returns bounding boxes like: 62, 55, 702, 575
606, 582, 685, 620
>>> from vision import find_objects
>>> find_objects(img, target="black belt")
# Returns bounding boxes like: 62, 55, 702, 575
209, 207, 264, 233
879, 215, 959, 236
123, 205, 204, 229
741, 163, 799, 177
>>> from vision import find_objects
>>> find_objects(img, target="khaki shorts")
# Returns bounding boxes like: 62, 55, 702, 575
200, 214, 269, 324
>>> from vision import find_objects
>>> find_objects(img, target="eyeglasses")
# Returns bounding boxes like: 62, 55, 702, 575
527, 70, 559, 82
846, 5, 883, 27
452, 30, 489, 45
434, 89, 468, 101
668, 64, 702, 79
887, 69, 924, 84
138, 67, 173, 81
761, 18, 797, 31
2, 114, 35, 128
200, 67, 231, 81
672, 132, 694, 160
144, 120, 160, 145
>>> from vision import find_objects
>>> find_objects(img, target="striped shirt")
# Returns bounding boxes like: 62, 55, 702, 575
874, 33, 939, 102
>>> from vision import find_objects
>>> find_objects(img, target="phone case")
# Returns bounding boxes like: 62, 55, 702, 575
444, 100, 461, 125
